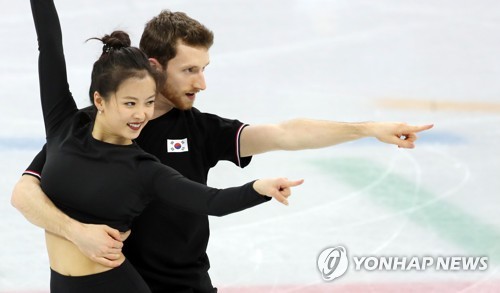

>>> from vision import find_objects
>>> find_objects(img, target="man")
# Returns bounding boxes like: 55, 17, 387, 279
11, 9, 432, 293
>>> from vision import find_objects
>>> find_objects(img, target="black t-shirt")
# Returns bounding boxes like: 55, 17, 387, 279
128, 108, 252, 293
27, 1, 265, 291
25, 108, 254, 293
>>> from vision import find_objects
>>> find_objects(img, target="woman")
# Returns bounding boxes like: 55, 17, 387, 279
29, 0, 303, 292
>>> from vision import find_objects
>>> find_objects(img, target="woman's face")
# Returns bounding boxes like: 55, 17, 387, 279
96, 75, 156, 145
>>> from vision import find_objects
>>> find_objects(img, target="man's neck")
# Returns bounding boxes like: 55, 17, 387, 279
153, 94, 174, 119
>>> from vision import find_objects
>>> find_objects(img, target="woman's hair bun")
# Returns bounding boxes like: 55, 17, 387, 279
101, 31, 131, 49
87, 30, 131, 54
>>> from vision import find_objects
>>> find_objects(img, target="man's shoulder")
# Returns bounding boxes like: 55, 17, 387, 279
188, 107, 240, 123
188, 107, 214, 117
76, 105, 95, 118
148, 107, 244, 130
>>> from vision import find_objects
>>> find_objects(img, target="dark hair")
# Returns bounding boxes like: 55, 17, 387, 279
140, 10, 214, 67
88, 31, 164, 104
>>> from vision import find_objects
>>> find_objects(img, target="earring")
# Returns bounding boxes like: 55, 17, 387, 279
98, 109, 103, 114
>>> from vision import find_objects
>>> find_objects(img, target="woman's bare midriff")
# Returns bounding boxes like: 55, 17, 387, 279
45, 231, 125, 276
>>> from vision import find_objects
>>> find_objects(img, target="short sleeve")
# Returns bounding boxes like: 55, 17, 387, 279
194, 109, 252, 168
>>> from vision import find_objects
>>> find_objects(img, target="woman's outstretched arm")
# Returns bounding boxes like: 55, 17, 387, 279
144, 162, 303, 216
30, 0, 77, 137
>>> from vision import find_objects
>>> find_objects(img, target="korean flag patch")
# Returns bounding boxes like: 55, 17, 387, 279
167, 138, 189, 153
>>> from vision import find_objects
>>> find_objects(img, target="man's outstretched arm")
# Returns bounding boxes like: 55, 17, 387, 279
240, 119, 433, 156
11, 175, 127, 267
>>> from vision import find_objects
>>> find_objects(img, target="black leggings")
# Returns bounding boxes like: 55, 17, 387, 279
50, 259, 151, 293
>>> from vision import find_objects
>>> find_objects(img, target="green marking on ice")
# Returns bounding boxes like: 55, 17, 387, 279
310, 157, 500, 263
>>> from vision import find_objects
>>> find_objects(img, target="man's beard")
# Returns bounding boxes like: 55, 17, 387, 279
161, 86, 193, 111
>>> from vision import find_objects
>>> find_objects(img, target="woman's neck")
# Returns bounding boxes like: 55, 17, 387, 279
92, 117, 133, 145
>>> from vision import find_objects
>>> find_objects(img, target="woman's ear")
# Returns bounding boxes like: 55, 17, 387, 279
93, 91, 105, 113
149, 58, 164, 71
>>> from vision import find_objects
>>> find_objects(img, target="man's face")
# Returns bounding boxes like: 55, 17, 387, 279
160, 41, 210, 110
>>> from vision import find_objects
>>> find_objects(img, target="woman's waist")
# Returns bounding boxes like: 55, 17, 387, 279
45, 231, 125, 276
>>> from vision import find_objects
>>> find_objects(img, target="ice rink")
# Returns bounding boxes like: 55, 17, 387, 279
1, 0, 500, 292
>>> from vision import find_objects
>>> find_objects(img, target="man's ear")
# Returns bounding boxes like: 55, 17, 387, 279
149, 58, 164, 71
